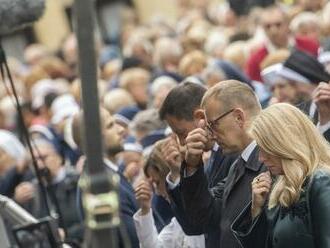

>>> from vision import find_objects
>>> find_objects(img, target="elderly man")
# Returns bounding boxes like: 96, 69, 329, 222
168, 80, 266, 248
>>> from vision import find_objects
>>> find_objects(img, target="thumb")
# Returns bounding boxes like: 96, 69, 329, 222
198, 119, 206, 129
265, 170, 272, 179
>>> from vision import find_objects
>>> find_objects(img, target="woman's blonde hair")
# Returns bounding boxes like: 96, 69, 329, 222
250, 103, 330, 208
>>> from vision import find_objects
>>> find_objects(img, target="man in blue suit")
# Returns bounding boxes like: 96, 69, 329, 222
72, 108, 140, 248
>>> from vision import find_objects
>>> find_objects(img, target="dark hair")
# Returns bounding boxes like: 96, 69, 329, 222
44, 92, 59, 109
159, 82, 206, 121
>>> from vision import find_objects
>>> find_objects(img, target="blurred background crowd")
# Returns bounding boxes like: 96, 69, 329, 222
0, 0, 330, 247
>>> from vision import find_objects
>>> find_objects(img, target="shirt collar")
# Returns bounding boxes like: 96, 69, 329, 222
241, 141, 257, 162
212, 143, 219, 152
104, 158, 118, 172
309, 102, 317, 119
265, 36, 294, 52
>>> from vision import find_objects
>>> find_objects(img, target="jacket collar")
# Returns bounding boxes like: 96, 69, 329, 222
244, 145, 262, 172
241, 141, 256, 162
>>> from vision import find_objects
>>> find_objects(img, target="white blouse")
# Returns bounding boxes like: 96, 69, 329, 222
133, 209, 205, 248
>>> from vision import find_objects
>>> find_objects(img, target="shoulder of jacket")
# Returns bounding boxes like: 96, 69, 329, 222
309, 169, 330, 192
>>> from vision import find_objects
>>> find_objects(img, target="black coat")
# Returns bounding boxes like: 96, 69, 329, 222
203, 147, 238, 247
167, 146, 235, 248
205, 146, 238, 188
232, 169, 330, 248
168, 146, 266, 248
22, 169, 84, 243
77, 164, 140, 248
297, 101, 330, 142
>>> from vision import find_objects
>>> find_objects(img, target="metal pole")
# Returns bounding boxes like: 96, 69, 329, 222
74, 0, 120, 247
74, 0, 104, 180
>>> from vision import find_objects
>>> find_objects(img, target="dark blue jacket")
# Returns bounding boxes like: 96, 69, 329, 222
0, 168, 33, 197
78, 163, 139, 248
78, 161, 165, 248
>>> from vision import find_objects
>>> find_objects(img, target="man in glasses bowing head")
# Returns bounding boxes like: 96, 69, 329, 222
175, 80, 267, 248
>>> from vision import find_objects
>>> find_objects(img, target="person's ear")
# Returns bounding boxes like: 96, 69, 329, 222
193, 109, 205, 121
233, 108, 245, 128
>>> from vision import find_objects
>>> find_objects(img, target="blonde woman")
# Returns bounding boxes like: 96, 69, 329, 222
133, 139, 205, 248
232, 103, 330, 248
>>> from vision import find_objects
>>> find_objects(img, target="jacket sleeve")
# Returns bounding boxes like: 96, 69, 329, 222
0, 167, 23, 197
173, 162, 224, 235
309, 170, 330, 248
231, 202, 269, 248
166, 182, 191, 230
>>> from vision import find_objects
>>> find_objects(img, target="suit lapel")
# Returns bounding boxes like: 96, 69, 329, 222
222, 157, 245, 203
222, 147, 261, 203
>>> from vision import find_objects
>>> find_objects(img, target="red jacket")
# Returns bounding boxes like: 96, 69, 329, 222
245, 36, 320, 82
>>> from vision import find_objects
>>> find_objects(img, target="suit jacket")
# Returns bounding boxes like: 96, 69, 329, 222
167, 147, 236, 248
117, 172, 140, 248
77, 162, 140, 248
205, 146, 238, 188
0, 168, 22, 197
203, 147, 238, 247
169, 147, 266, 248
297, 101, 330, 142
0, 168, 33, 197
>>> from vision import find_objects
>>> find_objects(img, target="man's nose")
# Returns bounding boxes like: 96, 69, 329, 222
178, 136, 186, 146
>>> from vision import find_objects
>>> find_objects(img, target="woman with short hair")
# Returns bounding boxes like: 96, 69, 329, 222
232, 103, 330, 248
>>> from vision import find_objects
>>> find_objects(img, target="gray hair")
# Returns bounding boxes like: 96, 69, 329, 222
129, 108, 166, 137
153, 37, 182, 69
150, 76, 177, 96
290, 12, 320, 34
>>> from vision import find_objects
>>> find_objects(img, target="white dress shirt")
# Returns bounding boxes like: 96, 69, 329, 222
133, 209, 205, 248
103, 158, 118, 172
241, 141, 257, 162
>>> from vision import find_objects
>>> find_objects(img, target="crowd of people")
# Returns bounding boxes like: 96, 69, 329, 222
0, 0, 330, 247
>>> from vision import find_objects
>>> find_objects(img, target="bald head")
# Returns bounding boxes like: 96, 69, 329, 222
202, 80, 261, 118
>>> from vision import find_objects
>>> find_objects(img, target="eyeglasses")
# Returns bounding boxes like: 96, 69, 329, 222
206, 109, 234, 133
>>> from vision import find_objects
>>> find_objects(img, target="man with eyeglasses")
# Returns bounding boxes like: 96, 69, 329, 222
246, 4, 319, 82
170, 80, 267, 248
159, 81, 237, 247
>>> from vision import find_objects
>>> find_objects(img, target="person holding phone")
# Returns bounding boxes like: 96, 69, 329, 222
232, 103, 330, 248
